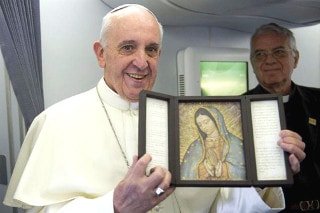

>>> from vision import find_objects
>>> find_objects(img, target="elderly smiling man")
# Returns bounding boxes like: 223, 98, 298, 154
4, 6, 305, 213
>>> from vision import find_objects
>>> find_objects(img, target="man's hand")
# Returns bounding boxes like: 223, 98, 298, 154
113, 154, 175, 213
278, 130, 306, 174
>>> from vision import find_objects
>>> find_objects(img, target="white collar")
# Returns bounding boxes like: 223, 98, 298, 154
282, 95, 289, 103
96, 78, 139, 110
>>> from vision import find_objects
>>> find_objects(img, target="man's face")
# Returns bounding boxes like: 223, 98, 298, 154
95, 8, 161, 102
250, 32, 299, 93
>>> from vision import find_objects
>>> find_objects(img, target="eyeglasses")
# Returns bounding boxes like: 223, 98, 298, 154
251, 48, 294, 61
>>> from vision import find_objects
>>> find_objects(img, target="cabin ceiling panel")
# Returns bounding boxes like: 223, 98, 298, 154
101, 0, 320, 32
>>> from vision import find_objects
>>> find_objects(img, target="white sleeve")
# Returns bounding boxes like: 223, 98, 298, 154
26, 190, 115, 213
211, 187, 285, 213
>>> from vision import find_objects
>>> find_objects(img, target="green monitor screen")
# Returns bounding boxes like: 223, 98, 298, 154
200, 61, 248, 96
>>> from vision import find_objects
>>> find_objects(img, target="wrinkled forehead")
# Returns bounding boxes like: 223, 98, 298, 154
252, 32, 290, 49
107, 5, 160, 34
100, 4, 163, 48
111, 6, 160, 34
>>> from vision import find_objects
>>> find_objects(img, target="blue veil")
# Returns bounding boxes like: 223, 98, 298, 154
180, 106, 246, 180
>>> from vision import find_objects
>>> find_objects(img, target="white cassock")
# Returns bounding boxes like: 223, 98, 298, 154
3, 78, 285, 213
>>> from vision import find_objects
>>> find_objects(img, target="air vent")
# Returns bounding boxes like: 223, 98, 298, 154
178, 74, 185, 96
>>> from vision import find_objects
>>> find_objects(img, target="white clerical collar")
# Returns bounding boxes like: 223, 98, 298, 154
96, 78, 139, 110
282, 95, 289, 103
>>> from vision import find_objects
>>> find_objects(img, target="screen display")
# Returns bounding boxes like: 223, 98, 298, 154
200, 61, 248, 96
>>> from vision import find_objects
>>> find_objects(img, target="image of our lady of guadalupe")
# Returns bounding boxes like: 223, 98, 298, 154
180, 106, 246, 181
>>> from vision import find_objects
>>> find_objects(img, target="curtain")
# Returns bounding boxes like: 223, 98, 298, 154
0, 0, 43, 130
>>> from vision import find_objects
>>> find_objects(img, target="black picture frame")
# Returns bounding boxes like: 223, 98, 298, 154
138, 90, 293, 187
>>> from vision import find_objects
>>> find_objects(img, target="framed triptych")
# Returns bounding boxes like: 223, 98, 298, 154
138, 90, 293, 187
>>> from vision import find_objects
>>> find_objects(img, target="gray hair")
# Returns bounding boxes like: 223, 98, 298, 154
99, 4, 163, 48
250, 23, 297, 52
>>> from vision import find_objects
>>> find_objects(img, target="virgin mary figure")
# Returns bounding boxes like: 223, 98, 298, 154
181, 106, 246, 181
